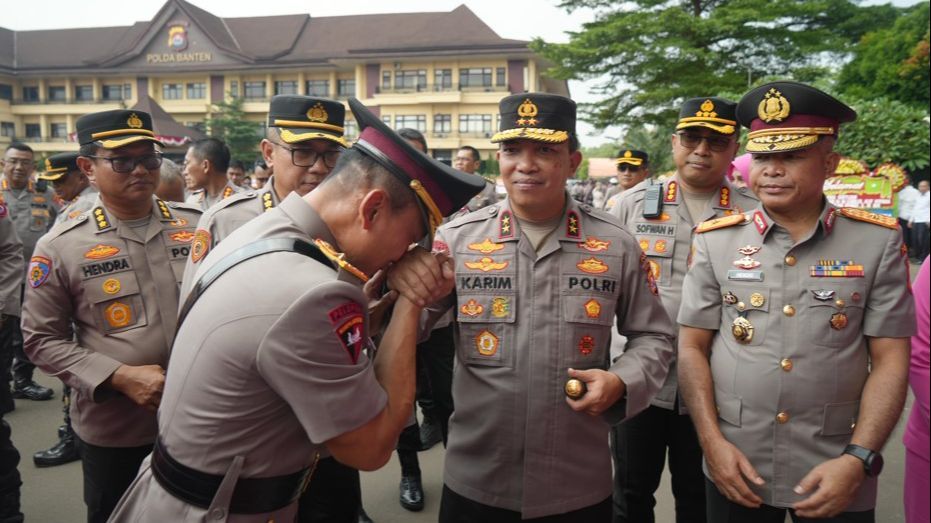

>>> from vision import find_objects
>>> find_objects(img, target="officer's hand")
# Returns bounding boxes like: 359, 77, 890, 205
387, 246, 454, 307
109, 364, 166, 412
364, 269, 398, 334
704, 437, 765, 508
792, 454, 864, 518
564, 368, 625, 416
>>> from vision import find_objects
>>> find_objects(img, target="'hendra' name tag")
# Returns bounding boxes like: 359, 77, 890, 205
727, 270, 764, 281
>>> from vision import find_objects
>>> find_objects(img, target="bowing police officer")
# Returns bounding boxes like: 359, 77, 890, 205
678, 81, 915, 522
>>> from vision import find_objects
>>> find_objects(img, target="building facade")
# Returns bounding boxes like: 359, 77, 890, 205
0, 0, 568, 164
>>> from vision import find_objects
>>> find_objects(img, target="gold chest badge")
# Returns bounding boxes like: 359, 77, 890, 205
475, 330, 499, 356
460, 299, 484, 317
467, 238, 504, 254
491, 297, 510, 318
464, 257, 509, 272
577, 257, 608, 274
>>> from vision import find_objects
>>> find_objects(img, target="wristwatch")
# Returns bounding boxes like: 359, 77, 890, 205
843, 444, 884, 477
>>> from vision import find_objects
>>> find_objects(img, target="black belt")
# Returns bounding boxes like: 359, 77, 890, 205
151, 438, 312, 514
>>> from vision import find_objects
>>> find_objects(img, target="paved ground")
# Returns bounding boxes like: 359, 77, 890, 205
7, 370, 913, 522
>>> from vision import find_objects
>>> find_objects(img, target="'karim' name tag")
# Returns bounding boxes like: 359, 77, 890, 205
727, 270, 764, 282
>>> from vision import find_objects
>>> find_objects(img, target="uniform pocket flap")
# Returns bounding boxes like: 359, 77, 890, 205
83, 275, 141, 304
715, 390, 742, 427
821, 400, 860, 436
562, 295, 613, 326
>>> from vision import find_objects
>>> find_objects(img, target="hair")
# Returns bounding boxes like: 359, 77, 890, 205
79, 143, 99, 157
228, 159, 245, 172
189, 138, 231, 173
5, 143, 33, 156
397, 128, 428, 153
322, 147, 416, 211
254, 158, 268, 171
458, 145, 480, 162
159, 158, 183, 183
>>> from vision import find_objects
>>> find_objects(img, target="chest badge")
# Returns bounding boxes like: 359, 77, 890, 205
491, 297, 510, 318
738, 245, 761, 256
639, 239, 650, 252
584, 299, 601, 319
723, 291, 739, 305
812, 289, 836, 301
733, 256, 761, 270
460, 299, 484, 317
810, 260, 865, 278
579, 236, 610, 252
170, 218, 188, 228
749, 293, 765, 307
830, 312, 848, 330
475, 330, 499, 356
577, 257, 609, 274
578, 335, 595, 355
654, 240, 668, 254
102, 278, 121, 295
84, 244, 120, 260
464, 257, 509, 272
169, 231, 194, 243
104, 301, 133, 328
732, 316, 754, 344
467, 238, 505, 254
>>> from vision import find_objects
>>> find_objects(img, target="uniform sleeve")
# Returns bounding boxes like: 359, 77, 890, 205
256, 280, 388, 444
178, 211, 218, 305
22, 237, 123, 398
0, 215, 23, 317
863, 226, 916, 338
418, 227, 456, 339
606, 233, 675, 423
677, 232, 723, 329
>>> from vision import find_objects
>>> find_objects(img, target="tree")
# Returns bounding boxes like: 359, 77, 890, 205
835, 97, 930, 173
836, 2, 930, 107
533, 0, 899, 130
621, 125, 676, 175
204, 97, 262, 163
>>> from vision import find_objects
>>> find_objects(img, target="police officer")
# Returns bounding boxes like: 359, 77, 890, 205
609, 98, 758, 523
109, 97, 484, 522
180, 95, 348, 299
603, 148, 650, 213
32, 152, 98, 467
1, 143, 56, 402
0, 186, 24, 523
678, 81, 915, 522
183, 137, 243, 210
391, 93, 675, 521
22, 109, 202, 523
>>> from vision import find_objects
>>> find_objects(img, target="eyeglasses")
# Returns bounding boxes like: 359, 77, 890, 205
2, 159, 34, 168
617, 164, 640, 173
270, 141, 341, 168
676, 132, 733, 153
86, 153, 163, 174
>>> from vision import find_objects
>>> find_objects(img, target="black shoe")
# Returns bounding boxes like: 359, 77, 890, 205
419, 416, 442, 450
12, 380, 54, 401
399, 475, 424, 511
33, 434, 80, 467
357, 505, 374, 523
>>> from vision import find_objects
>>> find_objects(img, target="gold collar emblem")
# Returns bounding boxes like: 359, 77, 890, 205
758, 88, 791, 123
696, 99, 718, 118
516, 99, 539, 126
127, 113, 143, 129
306, 103, 328, 123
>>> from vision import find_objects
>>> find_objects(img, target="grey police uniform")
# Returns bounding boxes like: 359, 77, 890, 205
185, 180, 245, 211
613, 176, 758, 411
0, 206, 22, 322
431, 196, 675, 518
1, 179, 58, 263
678, 204, 916, 510
21, 197, 201, 447
110, 193, 387, 522
55, 186, 99, 224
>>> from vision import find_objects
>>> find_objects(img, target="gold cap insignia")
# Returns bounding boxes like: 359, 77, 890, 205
45, 159, 52, 170
696, 99, 718, 118
516, 98, 539, 126
306, 103, 329, 123
624, 150, 632, 158
757, 88, 791, 123
127, 113, 144, 129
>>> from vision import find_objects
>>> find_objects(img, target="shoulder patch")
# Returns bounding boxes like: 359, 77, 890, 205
328, 301, 365, 365
28, 256, 52, 288
190, 229, 211, 263
839, 208, 898, 229
696, 213, 748, 234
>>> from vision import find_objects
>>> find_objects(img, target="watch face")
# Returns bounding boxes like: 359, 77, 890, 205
868, 452, 884, 477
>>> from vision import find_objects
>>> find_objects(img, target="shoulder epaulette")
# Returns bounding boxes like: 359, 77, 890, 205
446, 205, 496, 228
208, 190, 259, 212
46, 211, 90, 238
165, 201, 204, 214
696, 213, 748, 233
838, 208, 898, 229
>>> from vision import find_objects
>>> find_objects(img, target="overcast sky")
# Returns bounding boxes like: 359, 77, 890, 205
2, 0, 918, 147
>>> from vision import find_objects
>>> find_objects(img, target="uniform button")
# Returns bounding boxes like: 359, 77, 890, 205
835, 299, 846, 308
209, 508, 226, 520
850, 421, 857, 430
780, 358, 793, 371
784, 254, 797, 266
736, 301, 746, 311
783, 305, 796, 317
776, 412, 790, 424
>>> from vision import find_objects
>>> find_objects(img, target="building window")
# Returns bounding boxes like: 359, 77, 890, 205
459, 68, 492, 88
396, 115, 426, 132
395, 70, 427, 91
275, 81, 298, 96
21, 86, 39, 102
306, 80, 329, 96
186, 82, 206, 99
337, 79, 355, 98
102, 84, 124, 101
1, 122, 15, 137
0, 84, 13, 101
434, 69, 452, 90
382, 71, 392, 91
459, 114, 493, 134
124, 84, 133, 99
184, 121, 207, 134
47, 86, 67, 102
162, 83, 183, 100
25, 123, 41, 139
49, 123, 67, 138
229, 81, 239, 98
243, 81, 266, 99
74, 85, 94, 102
496, 67, 506, 87
381, 115, 392, 127
344, 119, 358, 139
434, 114, 452, 134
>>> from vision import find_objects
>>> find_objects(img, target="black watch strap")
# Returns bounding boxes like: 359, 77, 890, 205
843, 444, 880, 476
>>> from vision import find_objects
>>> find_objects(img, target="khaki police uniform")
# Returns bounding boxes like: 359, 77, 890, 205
185, 180, 244, 211
22, 196, 201, 447
432, 196, 675, 518
56, 186, 99, 224
679, 204, 915, 510
1, 179, 58, 263
0, 207, 22, 321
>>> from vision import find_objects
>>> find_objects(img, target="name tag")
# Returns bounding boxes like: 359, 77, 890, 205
727, 270, 763, 281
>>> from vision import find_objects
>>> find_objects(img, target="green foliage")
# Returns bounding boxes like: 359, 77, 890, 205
835, 97, 930, 172
204, 96, 261, 163
837, 2, 930, 107
533, 0, 899, 129
621, 125, 675, 175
